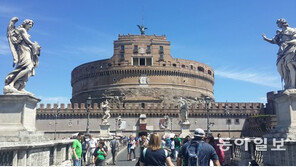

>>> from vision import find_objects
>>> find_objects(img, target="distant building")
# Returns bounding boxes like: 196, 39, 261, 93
36, 30, 268, 139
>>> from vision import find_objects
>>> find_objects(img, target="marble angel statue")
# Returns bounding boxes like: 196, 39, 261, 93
263, 18, 296, 89
178, 97, 190, 124
3, 17, 41, 96
101, 100, 111, 125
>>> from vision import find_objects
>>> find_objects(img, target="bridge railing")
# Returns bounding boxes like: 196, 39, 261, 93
0, 139, 73, 166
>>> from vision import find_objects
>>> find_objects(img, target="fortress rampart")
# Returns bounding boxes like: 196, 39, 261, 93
37, 102, 264, 118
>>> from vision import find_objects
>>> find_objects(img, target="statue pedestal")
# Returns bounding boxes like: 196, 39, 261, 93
265, 90, 296, 140
180, 122, 191, 138
100, 124, 111, 137
0, 95, 44, 142
116, 130, 123, 136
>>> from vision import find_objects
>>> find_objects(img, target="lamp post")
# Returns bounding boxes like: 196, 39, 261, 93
86, 96, 92, 137
205, 96, 212, 137
115, 117, 118, 136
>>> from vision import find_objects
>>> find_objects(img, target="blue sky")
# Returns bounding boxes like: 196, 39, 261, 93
0, 0, 295, 105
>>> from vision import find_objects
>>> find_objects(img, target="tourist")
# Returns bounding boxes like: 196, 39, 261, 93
174, 134, 182, 159
127, 135, 132, 161
216, 133, 225, 165
177, 128, 220, 166
81, 137, 87, 166
139, 135, 149, 153
99, 139, 108, 153
170, 137, 175, 159
72, 132, 83, 166
87, 134, 98, 165
129, 135, 136, 161
183, 135, 191, 145
110, 136, 120, 165
160, 135, 166, 149
94, 142, 108, 166
139, 133, 174, 166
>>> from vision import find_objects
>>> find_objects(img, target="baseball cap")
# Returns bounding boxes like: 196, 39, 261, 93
194, 128, 205, 137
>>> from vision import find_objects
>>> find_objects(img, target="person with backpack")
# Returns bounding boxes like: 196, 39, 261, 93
177, 128, 220, 166
139, 133, 174, 166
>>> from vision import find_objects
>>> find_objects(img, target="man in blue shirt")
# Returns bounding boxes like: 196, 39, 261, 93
177, 128, 220, 166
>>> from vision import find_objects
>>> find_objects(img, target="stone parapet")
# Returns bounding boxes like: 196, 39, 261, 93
36, 102, 264, 117
0, 139, 73, 166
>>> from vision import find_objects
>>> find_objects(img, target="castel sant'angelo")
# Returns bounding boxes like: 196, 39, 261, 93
36, 27, 274, 139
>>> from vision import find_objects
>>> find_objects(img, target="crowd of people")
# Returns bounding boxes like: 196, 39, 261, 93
71, 129, 225, 166
72, 133, 119, 166
124, 129, 225, 166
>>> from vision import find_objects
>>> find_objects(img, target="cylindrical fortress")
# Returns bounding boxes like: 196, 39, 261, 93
71, 34, 214, 104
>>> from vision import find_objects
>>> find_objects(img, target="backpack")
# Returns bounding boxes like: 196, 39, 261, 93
186, 140, 203, 166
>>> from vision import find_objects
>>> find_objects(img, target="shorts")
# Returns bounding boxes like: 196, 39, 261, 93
127, 147, 131, 154
90, 148, 96, 155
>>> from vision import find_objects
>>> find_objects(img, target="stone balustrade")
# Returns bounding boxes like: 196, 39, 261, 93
0, 139, 73, 166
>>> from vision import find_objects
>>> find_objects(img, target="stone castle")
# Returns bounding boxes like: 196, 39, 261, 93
36, 30, 271, 139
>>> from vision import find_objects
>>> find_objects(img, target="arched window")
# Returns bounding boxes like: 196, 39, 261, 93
190, 65, 194, 70
198, 66, 204, 72
208, 70, 212, 75
181, 65, 186, 68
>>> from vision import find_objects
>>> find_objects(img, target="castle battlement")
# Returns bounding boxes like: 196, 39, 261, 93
37, 102, 264, 117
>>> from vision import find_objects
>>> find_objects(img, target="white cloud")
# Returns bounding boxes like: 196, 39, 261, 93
38, 96, 70, 105
215, 67, 281, 88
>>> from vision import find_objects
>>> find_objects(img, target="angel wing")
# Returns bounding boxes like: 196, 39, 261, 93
7, 17, 19, 67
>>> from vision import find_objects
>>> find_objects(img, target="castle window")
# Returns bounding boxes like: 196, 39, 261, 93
181, 65, 186, 68
140, 58, 145, 66
141, 103, 145, 108
146, 58, 152, 66
100, 65, 103, 69
159, 46, 164, 54
133, 57, 139, 66
198, 66, 204, 72
133, 57, 152, 66
159, 54, 164, 61
173, 64, 177, 67
226, 119, 231, 125
235, 119, 240, 124
190, 65, 194, 70
120, 53, 124, 61
208, 70, 212, 75
120, 45, 125, 53
146, 45, 151, 53
134, 45, 138, 53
